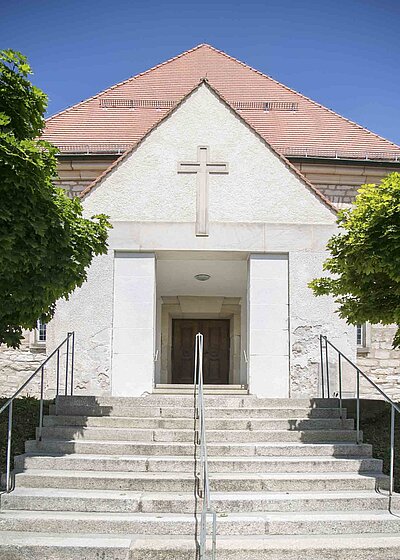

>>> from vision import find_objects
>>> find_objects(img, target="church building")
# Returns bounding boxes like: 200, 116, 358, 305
2, 44, 400, 398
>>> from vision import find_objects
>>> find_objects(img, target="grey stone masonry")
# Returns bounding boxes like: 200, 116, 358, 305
0, 332, 46, 398
358, 324, 400, 400
54, 179, 90, 198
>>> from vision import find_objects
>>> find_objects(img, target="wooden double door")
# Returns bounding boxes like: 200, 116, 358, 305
171, 319, 230, 384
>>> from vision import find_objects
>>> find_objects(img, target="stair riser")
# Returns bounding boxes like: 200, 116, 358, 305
37, 428, 359, 443
43, 416, 353, 430
140, 496, 390, 514
15, 475, 379, 492
51, 407, 345, 419
1, 495, 390, 514
0, 544, 129, 560
1, 543, 400, 560
25, 440, 373, 457
152, 389, 248, 395
1, 517, 400, 536
130, 545, 400, 560
56, 396, 339, 409
14, 456, 382, 474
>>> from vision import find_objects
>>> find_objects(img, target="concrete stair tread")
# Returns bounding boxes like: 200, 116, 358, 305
0, 530, 132, 552
52, 407, 346, 419
3, 530, 400, 548
2, 509, 400, 537
56, 396, 339, 404
19, 452, 375, 462
16, 469, 385, 480
5, 487, 389, 500
26, 440, 373, 459
4, 487, 144, 499
48, 414, 344, 420
155, 384, 246, 389
30, 439, 366, 447
42, 426, 352, 432
132, 532, 400, 549
16, 453, 382, 474
2, 509, 398, 521
44, 418, 351, 429
3, 531, 400, 560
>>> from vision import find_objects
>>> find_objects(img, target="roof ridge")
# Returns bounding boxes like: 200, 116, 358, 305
81, 78, 336, 214
204, 44, 400, 150
45, 44, 208, 123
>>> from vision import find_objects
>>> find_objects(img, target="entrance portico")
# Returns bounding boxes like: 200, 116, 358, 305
110, 250, 290, 397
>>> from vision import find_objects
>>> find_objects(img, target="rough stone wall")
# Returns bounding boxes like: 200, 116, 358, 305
292, 161, 400, 209
54, 178, 90, 198
315, 184, 357, 208
357, 324, 400, 400
55, 158, 114, 198
0, 332, 46, 398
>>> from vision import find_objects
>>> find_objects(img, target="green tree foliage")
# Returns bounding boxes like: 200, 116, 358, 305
309, 172, 400, 347
0, 50, 111, 348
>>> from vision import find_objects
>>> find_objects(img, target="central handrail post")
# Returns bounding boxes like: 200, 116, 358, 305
194, 332, 217, 560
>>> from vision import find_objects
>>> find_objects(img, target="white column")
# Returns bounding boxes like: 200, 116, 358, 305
248, 254, 289, 397
112, 252, 156, 396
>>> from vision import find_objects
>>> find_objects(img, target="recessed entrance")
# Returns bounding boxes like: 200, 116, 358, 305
172, 319, 230, 384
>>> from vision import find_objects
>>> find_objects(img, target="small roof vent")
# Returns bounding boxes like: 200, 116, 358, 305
100, 98, 177, 109
99, 98, 298, 112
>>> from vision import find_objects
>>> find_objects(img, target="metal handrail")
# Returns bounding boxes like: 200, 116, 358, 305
194, 333, 217, 559
320, 334, 399, 511
0, 332, 75, 493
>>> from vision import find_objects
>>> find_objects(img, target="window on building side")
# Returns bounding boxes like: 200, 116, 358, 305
357, 323, 367, 349
36, 319, 47, 343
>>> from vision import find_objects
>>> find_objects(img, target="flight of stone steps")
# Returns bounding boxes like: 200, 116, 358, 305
1, 392, 400, 559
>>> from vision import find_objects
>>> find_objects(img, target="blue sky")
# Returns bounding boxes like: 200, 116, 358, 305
1, 0, 399, 144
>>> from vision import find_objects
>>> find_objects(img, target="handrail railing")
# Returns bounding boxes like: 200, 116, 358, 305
194, 333, 217, 560
320, 334, 399, 511
0, 331, 75, 493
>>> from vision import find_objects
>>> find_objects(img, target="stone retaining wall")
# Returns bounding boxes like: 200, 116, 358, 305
0, 333, 46, 398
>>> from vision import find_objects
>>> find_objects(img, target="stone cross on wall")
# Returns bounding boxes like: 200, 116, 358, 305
178, 146, 229, 236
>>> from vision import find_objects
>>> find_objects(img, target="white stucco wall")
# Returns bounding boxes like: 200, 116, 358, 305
289, 251, 356, 397
48, 251, 114, 395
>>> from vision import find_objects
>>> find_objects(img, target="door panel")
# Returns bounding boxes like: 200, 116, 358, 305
172, 319, 230, 384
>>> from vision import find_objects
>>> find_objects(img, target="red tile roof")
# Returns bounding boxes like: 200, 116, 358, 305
43, 44, 400, 161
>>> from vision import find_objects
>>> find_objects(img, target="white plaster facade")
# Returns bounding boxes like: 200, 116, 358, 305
46, 83, 356, 398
